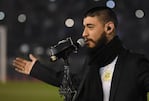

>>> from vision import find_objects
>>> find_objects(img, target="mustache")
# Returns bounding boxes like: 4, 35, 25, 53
84, 38, 97, 44
84, 34, 108, 47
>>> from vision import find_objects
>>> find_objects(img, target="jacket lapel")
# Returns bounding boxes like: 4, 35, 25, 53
109, 55, 124, 101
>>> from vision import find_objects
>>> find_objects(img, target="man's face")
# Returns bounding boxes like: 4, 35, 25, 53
82, 16, 107, 48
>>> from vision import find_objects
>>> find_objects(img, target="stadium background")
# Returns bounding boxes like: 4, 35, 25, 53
0, 0, 149, 101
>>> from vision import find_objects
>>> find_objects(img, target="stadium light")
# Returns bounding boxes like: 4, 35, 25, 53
0, 11, 5, 20
135, 9, 144, 19
106, 0, 116, 8
65, 18, 74, 27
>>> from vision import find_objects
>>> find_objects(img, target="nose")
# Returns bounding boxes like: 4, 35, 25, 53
82, 28, 88, 38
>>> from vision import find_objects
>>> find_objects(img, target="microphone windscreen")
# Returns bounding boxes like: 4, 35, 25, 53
77, 38, 85, 47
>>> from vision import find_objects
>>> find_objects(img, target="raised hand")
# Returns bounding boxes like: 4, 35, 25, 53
12, 54, 37, 75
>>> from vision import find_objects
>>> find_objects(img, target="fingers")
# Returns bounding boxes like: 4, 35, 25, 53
12, 57, 30, 75
15, 68, 26, 74
13, 61, 24, 71
12, 57, 28, 71
12, 54, 37, 75
15, 57, 28, 64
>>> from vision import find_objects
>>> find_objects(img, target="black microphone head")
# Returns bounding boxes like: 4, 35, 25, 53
77, 38, 85, 47
49, 37, 85, 62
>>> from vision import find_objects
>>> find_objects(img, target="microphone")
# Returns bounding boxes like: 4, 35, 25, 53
49, 37, 85, 62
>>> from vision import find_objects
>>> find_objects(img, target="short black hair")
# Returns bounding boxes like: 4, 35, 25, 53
84, 6, 118, 28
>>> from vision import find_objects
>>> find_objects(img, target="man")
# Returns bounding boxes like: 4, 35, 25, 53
13, 6, 149, 101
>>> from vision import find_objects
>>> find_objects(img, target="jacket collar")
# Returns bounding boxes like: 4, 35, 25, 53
88, 36, 124, 67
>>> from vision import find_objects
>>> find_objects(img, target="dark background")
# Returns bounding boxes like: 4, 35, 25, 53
0, 0, 149, 80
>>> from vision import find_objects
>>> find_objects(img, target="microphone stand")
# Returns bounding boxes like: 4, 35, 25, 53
59, 53, 77, 101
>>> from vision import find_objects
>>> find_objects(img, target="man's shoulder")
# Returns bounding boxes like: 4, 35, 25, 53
119, 49, 148, 62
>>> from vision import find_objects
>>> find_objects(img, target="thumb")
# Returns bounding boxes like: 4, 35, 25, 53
29, 54, 37, 62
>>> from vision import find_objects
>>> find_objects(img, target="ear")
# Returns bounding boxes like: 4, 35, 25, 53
104, 21, 115, 35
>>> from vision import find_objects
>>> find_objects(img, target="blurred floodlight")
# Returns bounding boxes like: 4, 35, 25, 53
106, 0, 116, 8
33, 46, 44, 55
18, 14, 27, 23
0, 11, 5, 20
20, 44, 30, 54
65, 18, 74, 27
49, 0, 56, 2
135, 9, 144, 18
48, 3, 57, 12
43, 19, 53, 28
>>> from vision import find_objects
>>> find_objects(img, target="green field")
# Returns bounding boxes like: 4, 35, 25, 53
1, 81, 149, 101
0, 81, 63, 101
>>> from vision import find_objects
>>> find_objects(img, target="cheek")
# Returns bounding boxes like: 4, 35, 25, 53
92, 29, 104, 42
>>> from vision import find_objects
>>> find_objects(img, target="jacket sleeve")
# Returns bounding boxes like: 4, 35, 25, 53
29, 55, 87, 89
30, 61, 63, 87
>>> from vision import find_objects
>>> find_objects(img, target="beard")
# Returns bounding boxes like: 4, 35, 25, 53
87, 32, 108, 54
